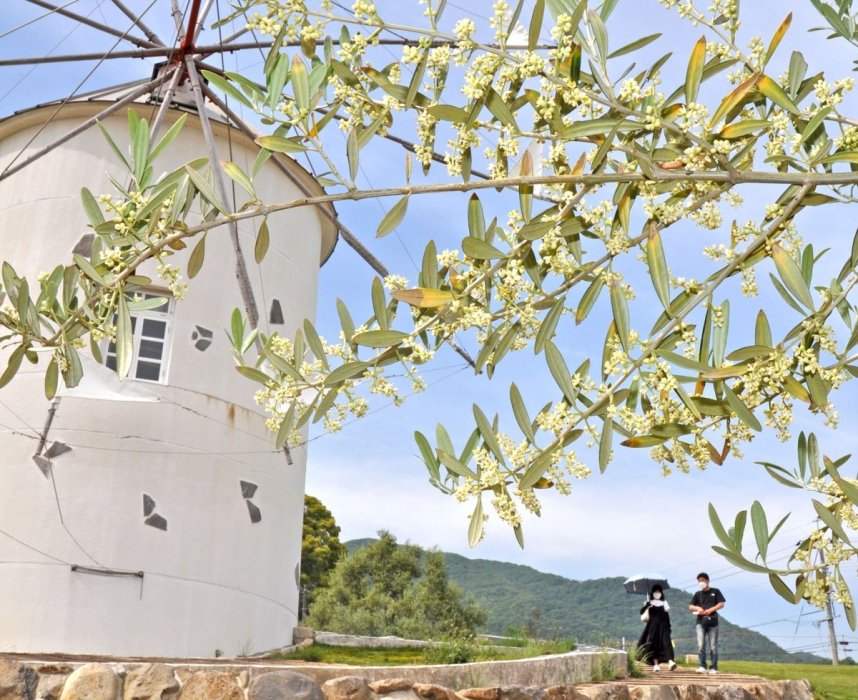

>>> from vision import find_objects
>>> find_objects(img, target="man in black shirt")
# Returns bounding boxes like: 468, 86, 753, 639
688, 572, 726, 674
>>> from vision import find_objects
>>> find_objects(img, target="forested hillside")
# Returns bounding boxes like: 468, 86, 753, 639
346, 539, 823, 664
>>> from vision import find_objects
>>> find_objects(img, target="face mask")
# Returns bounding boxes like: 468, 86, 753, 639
698, 581, 707, 590
653, 592, 662, 599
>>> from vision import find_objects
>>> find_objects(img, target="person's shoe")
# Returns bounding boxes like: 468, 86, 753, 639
709, 669, 718, 675
696, 666, 707, 673
652, 664, 660, 672
667, 660, 677, 671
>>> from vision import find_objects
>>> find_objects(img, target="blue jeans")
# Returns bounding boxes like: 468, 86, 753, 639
696, 623, 719, 670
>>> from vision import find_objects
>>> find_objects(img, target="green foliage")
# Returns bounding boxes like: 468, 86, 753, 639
421, 630, 480, 665
627, 645, 648, 678
269, 638, 577, 666
269, 643, 426, 665
220, 1, 858, 626
300, 495, 347, 616
421, 629, 575, 665
709, 433, 858, 631
719, 660, 858, 700
590, 649, 622, 683
307, 531, 485, 640
276, 645, 323, 663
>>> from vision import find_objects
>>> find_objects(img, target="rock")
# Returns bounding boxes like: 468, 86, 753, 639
371, 680, 415, 694
322, 676, 376, 700
413, 683, 457, 700
707, 687, 754, 700
628, 687, 679, 700
174, 669, 194, 686
35, 674, 67, 700
123, 663, 178, 700
779, 680, 813, 700
0, 661, 39, 700
459, 690, 501, 700
738, 684, 776, 700
545, 688, 590, 700
499, 687, 546, 700
35, 667, 72, 677
248, 671, 324, 700
59, 664, 120, 700
178, 673, 242, 700
293, 626, 315, 644
238, 671, 250, 690
673, 685, 708, 700
575, 687, 631, 700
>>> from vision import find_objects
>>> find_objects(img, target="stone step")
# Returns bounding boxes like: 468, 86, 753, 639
632, 668, 767, 685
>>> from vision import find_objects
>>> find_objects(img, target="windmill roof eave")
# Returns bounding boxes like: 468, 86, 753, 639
0, 97, 339, 266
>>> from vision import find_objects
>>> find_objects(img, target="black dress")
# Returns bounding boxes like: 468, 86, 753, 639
637, 602, 674, 663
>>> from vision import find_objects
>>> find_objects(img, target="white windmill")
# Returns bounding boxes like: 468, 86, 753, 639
0, 0, 493, 658
0, 0, 346, 658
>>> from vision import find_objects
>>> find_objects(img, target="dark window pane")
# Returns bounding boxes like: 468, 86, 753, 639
139, 339, 163, 360
103, 294, 172, 383
141, 318, 166, 339
135, 361, 161, 381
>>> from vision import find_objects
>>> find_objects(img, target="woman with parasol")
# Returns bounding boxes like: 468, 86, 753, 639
637, 583, 677, 671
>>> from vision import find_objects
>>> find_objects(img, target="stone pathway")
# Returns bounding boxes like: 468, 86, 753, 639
628, 668, 767, 686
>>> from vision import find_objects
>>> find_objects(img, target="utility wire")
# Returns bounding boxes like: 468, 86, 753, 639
0, 399, 43, 439
48, 466, 105, 568
0, 0, 82, 40
0, 524, 71, 565
0, 0, 103, 107
0, 0, 160, 178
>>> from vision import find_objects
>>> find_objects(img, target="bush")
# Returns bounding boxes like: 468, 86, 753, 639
590, 648, 622, 682
307, 532, 486, 640
423, 636, 478, 665
627, 645, 648, 678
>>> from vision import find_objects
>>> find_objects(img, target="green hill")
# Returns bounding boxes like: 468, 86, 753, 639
345, 539, 824, 664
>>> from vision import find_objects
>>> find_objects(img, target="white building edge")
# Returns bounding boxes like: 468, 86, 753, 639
0, 74, 337, 657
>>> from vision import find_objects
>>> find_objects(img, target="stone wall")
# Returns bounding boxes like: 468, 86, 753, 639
0, 648, 624, 697
304, 630, 545, 651
292, 649, 625, 688
312, 632, 432, 649
0, 660, 815, 700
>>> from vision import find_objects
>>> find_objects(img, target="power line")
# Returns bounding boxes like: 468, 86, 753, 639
48, 464, 105, 568
0, 0, 161, 177
0, 523, 71, 565
0, 0, 82, 40
0, 399, 43, 439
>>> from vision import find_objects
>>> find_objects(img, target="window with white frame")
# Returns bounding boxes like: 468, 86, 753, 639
104, 293, 173, 383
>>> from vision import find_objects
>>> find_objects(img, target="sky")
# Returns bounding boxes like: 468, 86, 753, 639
1, 0, 857, 661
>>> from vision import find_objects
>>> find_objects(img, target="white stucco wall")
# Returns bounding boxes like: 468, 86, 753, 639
0, 101, 336, 657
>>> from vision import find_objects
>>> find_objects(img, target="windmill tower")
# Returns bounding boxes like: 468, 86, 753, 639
0, 5, 338, 657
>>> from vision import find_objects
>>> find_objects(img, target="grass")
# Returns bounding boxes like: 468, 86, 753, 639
268, 644, 427, 665
268, 639, 576, 666
718, 660, 858, 700
589, 648, 623, 682
625, 645, 648, 679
